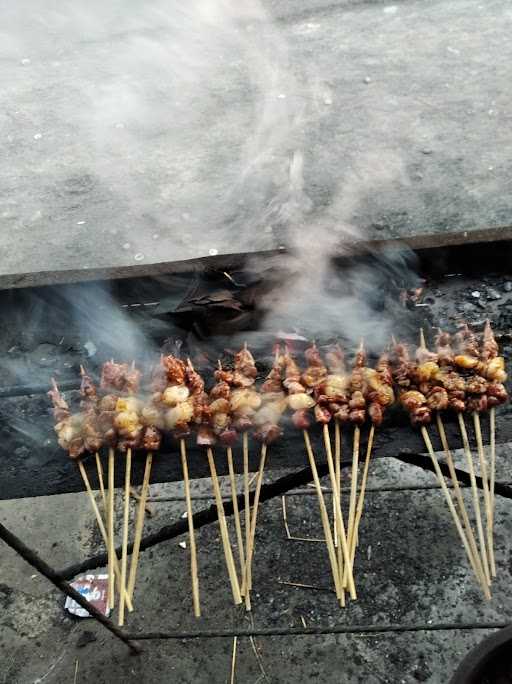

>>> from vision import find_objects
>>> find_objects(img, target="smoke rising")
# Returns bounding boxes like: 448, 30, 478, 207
2, 0, 418, 353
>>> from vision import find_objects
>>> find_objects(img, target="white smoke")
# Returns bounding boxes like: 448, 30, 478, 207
2, 0, 417, 350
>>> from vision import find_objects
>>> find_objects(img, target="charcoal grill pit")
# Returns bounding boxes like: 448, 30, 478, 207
1, 227, 511, 500
2, 227, 512, 655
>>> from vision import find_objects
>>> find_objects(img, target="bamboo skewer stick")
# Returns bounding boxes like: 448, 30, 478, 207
303, 430, 343, 600
344, 426, 360, 587
118, 447, 132, 626
127, 452, 153, 602
436, 415, 489, 596
351, 425, 375, 566
334, 420, 343, 588
244, 444, 267, 607
95, 452, 107, 513
227, 446, 246, 591
421, 426, 487, 592
77, 461, 133, 611
489, 407, 497, 578
107, 447, 115, 610
333, 421, 341, 548
457, 414, 491, 585
473, 412, 495, 577
207, 447, 242, 605
181, 439, 201, 617
323, 424, 355, 602
230, 636, 238, 684
242, 432, 251, 604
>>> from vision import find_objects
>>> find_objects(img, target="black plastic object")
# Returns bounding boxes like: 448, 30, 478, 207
450, 625, 512, 683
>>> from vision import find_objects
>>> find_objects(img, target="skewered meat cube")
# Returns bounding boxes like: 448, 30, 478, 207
197, 424, 216, 446
282, 347, 319, 427
466, 376, 488, 395
288, 393, 316, 411
253, 423, 282, 444
325, 344, 346, 375
48, 380, 88, 458
230, 388, 262, 413
348, 343, 368, 421
141, 404, 165, 430
125, 365, 142, 395
365, 365, 394, 407
483, 356, 507, 383
80, 366, 97, 404
455, 324, 480, 358
314, 404, 331, 424
292, 408, 311, 429
209, 380, 231, 400
100, 361, 130, 392
143, 425, 162, 451
165, 400, 194, 430
199, 360, 238, 446
57, 413, 86, 459
234, 345, 258, 381
368, 402, 383, 427
162, 385, 190, 406
481, 320, 499, 362
436, 331, 454, 367
410, 406, 431, 426
301, 343, 328, 388
48, 379, 71, 423
487, 382, 508, 407
415, 344, 438, 365
150, 357, 168, 393
261, 353, 285, 393
426, 387, 449, 411
162, 356, 187, 385
440, 371, 466, 393
331, 402, 350, 425
400, 390, 427, 412
254, 347, 286, 443
467, 395, 488, 413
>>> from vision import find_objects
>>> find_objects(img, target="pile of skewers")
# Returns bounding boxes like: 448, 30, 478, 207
48, 321, 508, 618
392, 322, 507, 598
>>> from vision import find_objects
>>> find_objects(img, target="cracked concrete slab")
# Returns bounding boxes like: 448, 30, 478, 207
1, 441, 511, 682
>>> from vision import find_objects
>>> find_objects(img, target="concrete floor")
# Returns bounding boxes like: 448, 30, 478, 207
1, 441, 511, 683
2, 0, 512, 286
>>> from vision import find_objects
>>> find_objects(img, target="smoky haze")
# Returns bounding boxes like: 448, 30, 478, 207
2, 0, 417, 352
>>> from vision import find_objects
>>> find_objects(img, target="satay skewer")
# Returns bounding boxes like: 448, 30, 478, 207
334, 421, 341, 549
207, 447, 242, 605
323, 424, 355, 602
107, 446, 116, 609
95, 452, 107, 513
479, 320, 508, 577
421, 426, 488, 591
436, 415, 489, 597
351, 424, 375, 561
489, 406, 497, 576
457, 413, 491, 585
118, 447, 132, 626
244, 443, 267, 604
334, 421, 343, 584
242, 432, 251, 598
226, 446, 246, 591
473, 412, 495, 576
303, 430, 343, 600
77, 459, 133, 611
344, 425, 360, 587
418, 330, 484, 585
127, 451, 153, 602
181, 439, 201, 617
